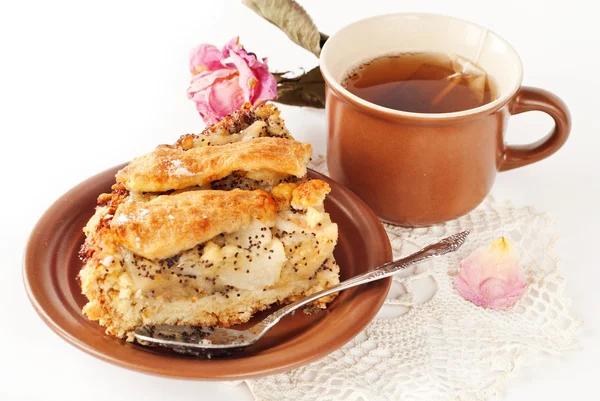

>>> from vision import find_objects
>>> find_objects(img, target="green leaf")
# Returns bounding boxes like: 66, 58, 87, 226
273, 66, 325, 108
243, 0, 322, 57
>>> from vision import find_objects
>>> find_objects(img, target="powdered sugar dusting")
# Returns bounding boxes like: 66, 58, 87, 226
174, 167, 194, 176
114, 209, 151, 224
115, 213, 131, 224
169, 159, 194, 177
101, 256, 114, 267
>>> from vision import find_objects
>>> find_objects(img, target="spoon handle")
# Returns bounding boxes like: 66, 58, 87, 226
250, 230, 469, 337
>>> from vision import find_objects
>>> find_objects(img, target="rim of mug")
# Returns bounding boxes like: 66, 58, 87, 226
319, 13, 524, 121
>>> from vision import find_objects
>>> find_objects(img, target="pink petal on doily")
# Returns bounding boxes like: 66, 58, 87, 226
455, 237, 527, 309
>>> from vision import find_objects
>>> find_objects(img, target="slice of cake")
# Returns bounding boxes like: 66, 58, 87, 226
79, 104, 340, 340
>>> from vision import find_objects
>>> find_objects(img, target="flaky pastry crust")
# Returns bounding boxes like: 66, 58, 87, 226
116, 137, 311, 192
112, 189, 277, 260
292, 180, 331, 210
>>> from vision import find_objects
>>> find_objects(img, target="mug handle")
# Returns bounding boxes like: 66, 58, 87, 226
500, 86, 571, 171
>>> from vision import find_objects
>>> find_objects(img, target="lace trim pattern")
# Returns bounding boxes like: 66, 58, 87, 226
245, 158, 581, 401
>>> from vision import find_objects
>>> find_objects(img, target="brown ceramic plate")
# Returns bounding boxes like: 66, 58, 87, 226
23, 166, 392, 380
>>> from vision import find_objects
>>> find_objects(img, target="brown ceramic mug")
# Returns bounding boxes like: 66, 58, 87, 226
320, 13, 571, 226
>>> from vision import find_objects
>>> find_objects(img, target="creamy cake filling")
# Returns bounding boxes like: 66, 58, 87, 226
208, 169, 301, 191
117, 208, 337, 299
189, 120, 273, 147
176, 106, 293, 150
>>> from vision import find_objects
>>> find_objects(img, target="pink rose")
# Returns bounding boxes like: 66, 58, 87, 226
454, 237, 527, 309
187, 37, 277, 124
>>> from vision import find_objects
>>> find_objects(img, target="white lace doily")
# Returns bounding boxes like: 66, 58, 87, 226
245, 158, 581, 401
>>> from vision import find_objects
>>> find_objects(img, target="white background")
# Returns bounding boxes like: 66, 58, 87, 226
1, 0, 599, 400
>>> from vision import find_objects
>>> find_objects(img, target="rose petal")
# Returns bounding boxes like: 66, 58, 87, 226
251, 57, 278, 102
187, 69, 240, 125
191, 89, 220, 125
207, 75, 246, 121
188, 37, 277, 124
189, 44, 224, 74
227, 50, 256, 102
189, 80, 224, 126
222, 36, 277, 103
480, 277, 527, 309
454, 274, 484, 306
187, 68, 236, 96
221, 36, 242, 58
454, 237, 527, 309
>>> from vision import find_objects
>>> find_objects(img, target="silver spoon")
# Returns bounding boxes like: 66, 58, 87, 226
134, 230, 469, 357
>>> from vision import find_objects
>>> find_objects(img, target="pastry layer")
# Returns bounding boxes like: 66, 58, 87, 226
116, 137, 311, 192
111, 189, 277, 260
